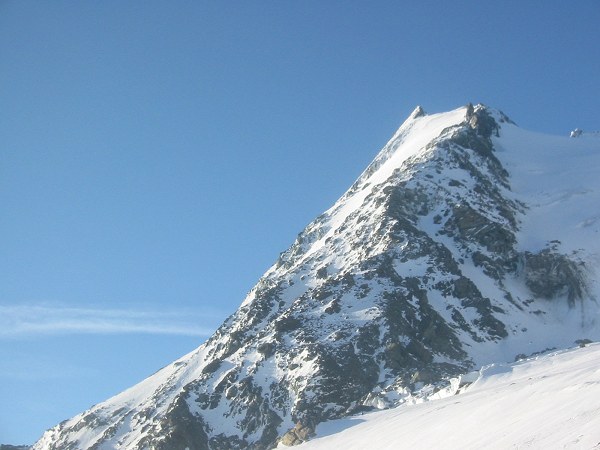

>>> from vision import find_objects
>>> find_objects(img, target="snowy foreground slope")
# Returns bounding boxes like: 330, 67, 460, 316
296, 344, 600, 450
33, 105, 600, 449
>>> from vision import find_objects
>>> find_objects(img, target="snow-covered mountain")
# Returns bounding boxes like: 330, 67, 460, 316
33, 104, 600, 449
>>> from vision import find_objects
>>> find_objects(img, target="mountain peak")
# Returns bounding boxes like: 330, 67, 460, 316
33, 105, 600, 450
409, 105, 426, 119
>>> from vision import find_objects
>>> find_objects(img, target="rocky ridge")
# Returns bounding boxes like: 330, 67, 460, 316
33, 104, 600, 450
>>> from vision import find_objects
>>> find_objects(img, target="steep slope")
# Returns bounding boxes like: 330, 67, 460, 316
296, 343, 600, 449
33, 104, 600, 450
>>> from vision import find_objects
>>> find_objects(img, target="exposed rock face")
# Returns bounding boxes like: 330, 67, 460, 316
33, 104, 600, 450
279, 422, 315, 446
523, 249, 588, 306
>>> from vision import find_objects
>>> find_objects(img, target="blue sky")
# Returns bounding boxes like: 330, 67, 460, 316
1, 1, 599, 444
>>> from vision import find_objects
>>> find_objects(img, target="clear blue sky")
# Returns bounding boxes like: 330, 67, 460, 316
1, 1, 599, 444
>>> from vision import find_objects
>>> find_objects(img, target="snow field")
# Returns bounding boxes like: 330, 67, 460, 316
296, 344, 600, 449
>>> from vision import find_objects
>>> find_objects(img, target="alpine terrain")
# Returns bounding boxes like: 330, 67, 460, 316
297, 343, 600, 449
33, 104, 600, 449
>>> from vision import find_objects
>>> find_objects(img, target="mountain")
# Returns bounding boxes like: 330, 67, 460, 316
297, 343, 600, 449
33, 104, 600, 449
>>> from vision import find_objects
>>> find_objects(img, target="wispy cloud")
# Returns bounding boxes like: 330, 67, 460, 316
0, 304, 223, 338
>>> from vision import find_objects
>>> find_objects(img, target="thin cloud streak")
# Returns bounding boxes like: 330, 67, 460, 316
0, 304, 221, 338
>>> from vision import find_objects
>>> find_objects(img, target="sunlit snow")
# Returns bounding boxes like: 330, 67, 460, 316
295, 344, 600, 449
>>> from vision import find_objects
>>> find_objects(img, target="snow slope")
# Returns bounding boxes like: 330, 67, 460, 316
296, 343, 600, 450
495, 124, 600, 257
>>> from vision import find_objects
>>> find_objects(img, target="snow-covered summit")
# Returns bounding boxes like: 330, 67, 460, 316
33, 104, 600, 450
